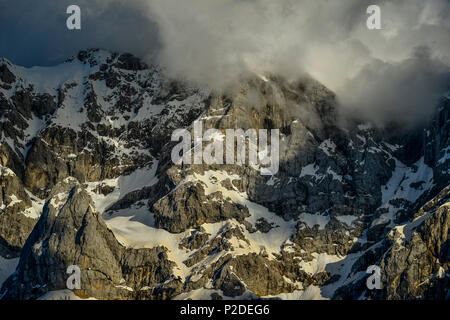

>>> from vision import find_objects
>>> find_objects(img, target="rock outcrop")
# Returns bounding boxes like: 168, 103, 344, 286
1, 180, 181, 300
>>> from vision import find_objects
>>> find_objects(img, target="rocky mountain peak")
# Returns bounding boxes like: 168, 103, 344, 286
0, 49, 448, 300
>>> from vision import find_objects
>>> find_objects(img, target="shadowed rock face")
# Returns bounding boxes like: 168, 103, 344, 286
334, 187, 450, 300
0, 62, 15, 85
153, 182, 250, 233
0, 50, 448, 300
425, 97, 450, 188
377, 187, 449, 300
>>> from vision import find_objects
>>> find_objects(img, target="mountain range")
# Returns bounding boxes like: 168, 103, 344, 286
0, 49, 448, 300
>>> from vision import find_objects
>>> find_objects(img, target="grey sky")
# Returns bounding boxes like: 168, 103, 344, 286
0, 0, 159, 67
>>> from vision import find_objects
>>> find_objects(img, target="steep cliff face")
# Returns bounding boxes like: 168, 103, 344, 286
0, 50, 448, 300
0, 166, 36, 257
334, 186, 449, 300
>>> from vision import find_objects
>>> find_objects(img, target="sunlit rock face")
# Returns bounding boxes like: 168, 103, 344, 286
0, 50, 448, 300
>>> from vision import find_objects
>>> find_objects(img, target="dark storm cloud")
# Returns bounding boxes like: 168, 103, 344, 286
144, 0, 450, 126
0, 0, 160, 67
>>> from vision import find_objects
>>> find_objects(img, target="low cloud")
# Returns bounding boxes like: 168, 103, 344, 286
1, 0, 449, 127
143, 0, 450, 127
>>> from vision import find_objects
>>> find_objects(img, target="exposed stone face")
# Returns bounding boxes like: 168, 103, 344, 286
214, 253, 296, 296
378, 188, 449, 300
334, 187, 449, 300
0, 49, 448, 300
23, 125, 150, 197
425, 97, 450, 189
153, 182, 250, 233
0, 61, 15, 85
179, 228, 210, 251
0, 166, 36, 258
0, 144, 24, 181
114, 53, 148, 71
293, 218, 364, 258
